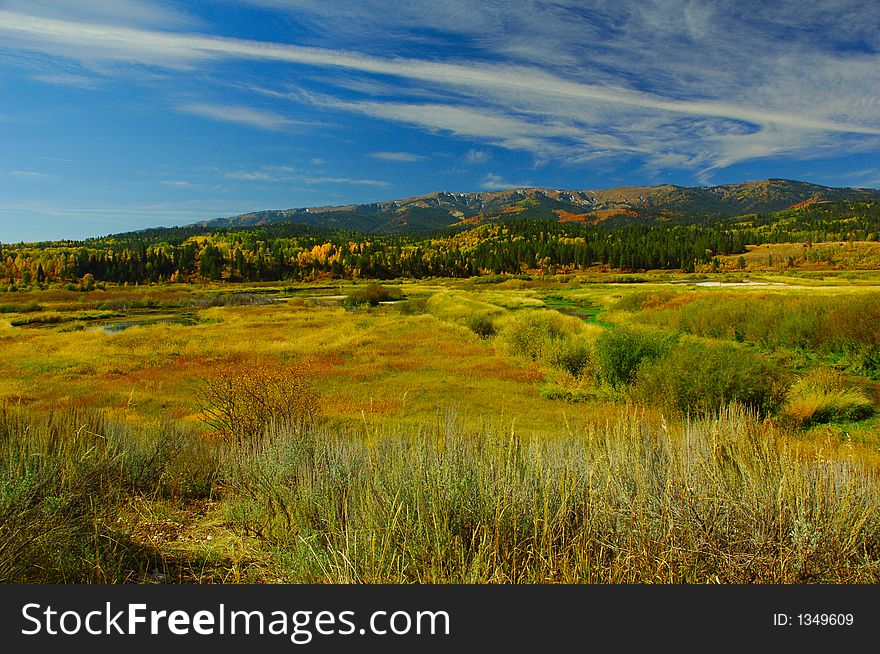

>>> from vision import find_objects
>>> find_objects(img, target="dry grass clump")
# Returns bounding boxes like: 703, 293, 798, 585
781, 369, 875, 427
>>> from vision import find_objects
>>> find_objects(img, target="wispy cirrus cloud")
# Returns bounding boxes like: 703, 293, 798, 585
4, 8, 877, 134
369, 151, 424, 162
224, 166, 298, 181
1, 0, 198, 29
10, 170, 56, 180
30, 72, 102, 88
176, 103, 302, 130
479, 173, 532, 191
222, 166, 389, 188
303, 176, 389, 187
227, 0, 880, 176
1, 1, 879, 181
309, 96, 592, 160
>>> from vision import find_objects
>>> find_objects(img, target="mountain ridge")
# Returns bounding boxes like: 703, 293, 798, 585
199, 179, 880, 233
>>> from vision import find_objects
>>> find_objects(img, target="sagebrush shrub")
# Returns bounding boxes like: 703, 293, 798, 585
544, 334, 593, 378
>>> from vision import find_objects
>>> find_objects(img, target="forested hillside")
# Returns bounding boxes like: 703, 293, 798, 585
1, 201, 878, 286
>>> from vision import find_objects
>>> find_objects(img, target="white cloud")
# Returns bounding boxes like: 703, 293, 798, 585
312, 97, 584, 158
4, 9, 877, 135
10, 170, 55, 179
837, 168, 880, 188
224, 166, 298, 181
479, 173, 531, 191
2, 0, 198, 29
176, 103, 299, 130
464, 149, 490, 165
220, 166, 388, 188
369, 151, 424, 162
30, 72, 101, 88
304, 176, 389, 187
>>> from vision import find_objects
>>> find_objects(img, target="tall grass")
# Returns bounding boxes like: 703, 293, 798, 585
5, 403, 879, 583
425, 290, 505, 323
222, 406, 880, 583
0, 406, 218, 583
629, 292, 880, 373
0, 301, 42, 313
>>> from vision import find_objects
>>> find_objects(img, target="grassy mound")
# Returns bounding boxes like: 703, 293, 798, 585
782, 369, 875, 427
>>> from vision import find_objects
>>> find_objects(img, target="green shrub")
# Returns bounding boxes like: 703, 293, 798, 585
10, 313, 64, 326
497, 310, 582, 361
544, 334, 593, 378
346, 284, 404, 308
472, 275, 507, 285
631, 340, 788, 415
465, 313, 497, 338
851, 345, 880, 377
594, 326, 674, 388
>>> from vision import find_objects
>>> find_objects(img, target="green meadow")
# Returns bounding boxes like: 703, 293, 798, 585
1, 272, 879, 583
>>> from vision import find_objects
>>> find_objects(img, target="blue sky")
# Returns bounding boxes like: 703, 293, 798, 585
1, 0, 879, 242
